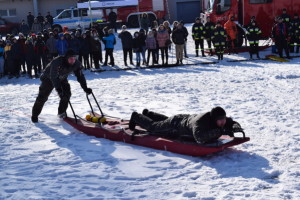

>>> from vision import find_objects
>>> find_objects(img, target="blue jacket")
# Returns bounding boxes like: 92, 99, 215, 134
56, 39, 68, 56
102, 34, 116, 49
0, 47, 4, 59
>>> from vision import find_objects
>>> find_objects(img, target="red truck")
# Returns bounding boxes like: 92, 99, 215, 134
0, 18, 19, 36
201, 0, 300, 46
77, 0, 167, 27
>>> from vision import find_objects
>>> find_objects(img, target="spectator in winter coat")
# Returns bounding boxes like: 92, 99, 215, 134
152, 28, 159, 64
212, 21, 227, 61
0, 40, 4, 78
56, 33, 68, 56
10, 38, 21, 78
80, 33, 91, 69
129, 107, 243, 144
139, 29, 147, 65
192, 17, 206, 57
224, 15, 238, 54
246, 21, 262, 59
90, 29, 103, 69
102, 29, 116, 66
163, 21, 172, 51
180, 21, 189, 58
156, 24, 170, 65
118, 25, 134, 66
17, 33, 27, 74
4, 40, 13, 78
46, 12, 54, 26
145, 31, 157, 66
140, 13, 150, 34
25, 38, 36, 78
132, 32, 143, 67
172, 23, 186, 65
27, 12, 34, 30
37, 13, 44, 28
31, 18, 42, 34
43, 19, 52, 31
271, 17, 290, 58
19, 20, 30, 36
172, 21, 179, 32
31, 49, 92, 123
204, 16, 215, 56
108, 11, 117, 33
46, 32, 58, 60
69, 32, 81, 56
34, 34, 46, 72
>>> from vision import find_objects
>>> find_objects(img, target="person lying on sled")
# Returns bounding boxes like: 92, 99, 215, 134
129, 106, 243, 144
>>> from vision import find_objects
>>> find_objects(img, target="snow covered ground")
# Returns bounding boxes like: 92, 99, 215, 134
0, 25, 299, 200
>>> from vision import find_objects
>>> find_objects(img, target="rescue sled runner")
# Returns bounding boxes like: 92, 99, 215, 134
64, 93, 250, 157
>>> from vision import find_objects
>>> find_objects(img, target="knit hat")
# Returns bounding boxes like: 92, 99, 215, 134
65, 49, 77, 59
210, 107, 226, 121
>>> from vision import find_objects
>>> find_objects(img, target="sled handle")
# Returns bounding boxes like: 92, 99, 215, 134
68, 100, 78, 124
234, 130, 246, 139
86, 91, 104, 117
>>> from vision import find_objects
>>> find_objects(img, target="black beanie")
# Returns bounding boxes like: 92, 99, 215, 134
210, 106, 226, 121
65, 49, 77, 59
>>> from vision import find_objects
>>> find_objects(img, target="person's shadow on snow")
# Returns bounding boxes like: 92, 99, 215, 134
35, 119, 119, 166
201, 148, 280, 184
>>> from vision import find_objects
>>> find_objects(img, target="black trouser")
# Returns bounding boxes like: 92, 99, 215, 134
159, 47, 168, 64
206, 38, 213, 54
147, 49, 156, 65
92, 51, 101, 69
32, 78, 71, 118
275, 38, 289, 58
195, 39, 205, 56
82, 54, 90, 69
123, 48, 133, 64
104, 48, 114, 65
132, 111, 189, 136
215, 45, 225, 60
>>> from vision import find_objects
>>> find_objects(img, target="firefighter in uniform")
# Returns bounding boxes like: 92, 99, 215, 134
246, 21, 262, 59
271, 17, 290, 58
212, 21, 227, 61
31, 49, 92, 123
289, 14, 300, 53
192, 17, 206, 57
204, 15, 215, 56
281, 8, 291, 25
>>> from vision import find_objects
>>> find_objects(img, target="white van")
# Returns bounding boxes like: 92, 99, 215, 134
53, 8, 105, 31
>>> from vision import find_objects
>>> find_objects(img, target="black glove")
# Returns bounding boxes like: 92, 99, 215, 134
223, 129, 234, 137
84, 88, 92, 95
56, 88, 64, 98
232, 123, 243, 133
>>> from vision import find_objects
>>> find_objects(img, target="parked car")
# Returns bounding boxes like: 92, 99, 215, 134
0, 18, 19, 36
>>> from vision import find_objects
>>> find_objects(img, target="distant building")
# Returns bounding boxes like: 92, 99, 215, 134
0, 0, 77, 23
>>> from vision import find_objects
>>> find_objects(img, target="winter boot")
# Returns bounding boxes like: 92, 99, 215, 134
58, 112, 67, 119
250, 53, 253, 60
31, 116, 38, 123
137, 62, 140, 67
124, 61, 128, 66
221, 54, 224, 60
180, 60, 183, 65
202, 50, 206, 57
176, 60, 179, 65
196, 50, 199, 57
256, 53, 260, 59
129, 112, 138, 130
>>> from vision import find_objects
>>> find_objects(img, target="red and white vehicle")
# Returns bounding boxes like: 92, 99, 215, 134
77, 0, 167, 27
201, 0, 300, 45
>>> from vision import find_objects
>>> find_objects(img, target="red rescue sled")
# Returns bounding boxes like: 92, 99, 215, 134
64, 93, 250, 157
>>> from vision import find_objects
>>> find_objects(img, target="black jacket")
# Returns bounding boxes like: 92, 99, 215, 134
41, 56, 88, 91
204, 21, 216, 39
172, 28, 186, 45
118, 31, 133, 49
174, 112, 236, 144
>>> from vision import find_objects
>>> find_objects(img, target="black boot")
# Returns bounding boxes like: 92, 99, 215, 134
129, 112, 138, 130
31, 116, 38, 123
221, 54, 223, 60
176, 60, 179, 65
257, 53, 260, 59
196, 50, 199, 57
202, 50, 206, 57
124, 61, 127, 66
129, 112, 153, 130
180, 60, 183, 65
250, 53, 253, 60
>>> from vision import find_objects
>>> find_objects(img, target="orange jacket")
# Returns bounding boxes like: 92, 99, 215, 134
224, 19, 238, 40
